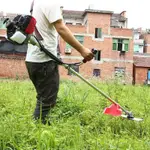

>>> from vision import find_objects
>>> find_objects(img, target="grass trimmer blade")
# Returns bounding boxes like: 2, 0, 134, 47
103, 104, 143, 122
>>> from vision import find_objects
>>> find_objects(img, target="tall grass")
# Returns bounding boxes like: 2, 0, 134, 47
0, 79, 150, 150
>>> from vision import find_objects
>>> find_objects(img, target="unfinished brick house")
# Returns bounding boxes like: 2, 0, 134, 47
0, 9, 134, 83
59, 9, 133, 83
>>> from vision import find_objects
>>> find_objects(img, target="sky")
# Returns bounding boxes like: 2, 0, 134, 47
0, 0, 150, 29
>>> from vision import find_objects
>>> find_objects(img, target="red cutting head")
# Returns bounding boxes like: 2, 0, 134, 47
103, 104, 122, 116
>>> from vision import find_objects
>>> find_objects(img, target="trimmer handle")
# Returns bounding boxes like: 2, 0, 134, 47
83, 48, 97, 63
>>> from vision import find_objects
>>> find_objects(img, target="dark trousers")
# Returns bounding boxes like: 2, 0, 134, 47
26, 60, 59, 121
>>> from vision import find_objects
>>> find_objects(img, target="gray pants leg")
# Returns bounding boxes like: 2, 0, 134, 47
25, 60, 59, 121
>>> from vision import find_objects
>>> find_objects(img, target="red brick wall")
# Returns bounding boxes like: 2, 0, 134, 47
144, 46, 150, 54
87, 13, 111, 34
142, 34, 150, 53
65, 25, 87, 33
0, 29, 6, 35
59, 59, 133, 83
111, 28, 133, 36
0, 55, 28, 79
0, 55, 133, 84
134, 67, 148, 84
143, 34, 150, 43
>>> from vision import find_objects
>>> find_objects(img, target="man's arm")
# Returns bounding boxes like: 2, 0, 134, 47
53, 19, 94, 61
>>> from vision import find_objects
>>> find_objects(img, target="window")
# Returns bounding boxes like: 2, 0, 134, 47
93, 69, 100, 77
68, 65, 79, 75
113, 39, 129, 52
114, 67, 125, 78
0, 17, 7, 29
66, 22, 73, 25
0, 21, 5, 29
95, 28, 102, 38
134, 45, 139, 52
94, 50, 101, 61
118, 39, 123, 51
76, 23, 82, 25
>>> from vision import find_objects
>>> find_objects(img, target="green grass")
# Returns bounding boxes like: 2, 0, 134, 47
0, 79, 150, 150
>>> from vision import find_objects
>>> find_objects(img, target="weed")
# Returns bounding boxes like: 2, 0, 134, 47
0, 79, 150, 149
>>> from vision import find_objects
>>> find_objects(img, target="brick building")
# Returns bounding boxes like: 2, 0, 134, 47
133, 55, 150, 84
59, 9, 133, 83
0, 9, 137, 84
133, 32, 150, 85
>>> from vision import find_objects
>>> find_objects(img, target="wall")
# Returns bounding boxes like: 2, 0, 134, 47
0, 29, 6, 35
142, 34, 150, 53
111, 28, 133, 37
0, 54, 28, 79
133, 67, 148, 84
59, 12, 133, 83
87, 13, 111, 34
0, 11, 134, 84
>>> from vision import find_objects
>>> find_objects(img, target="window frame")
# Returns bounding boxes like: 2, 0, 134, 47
114, 67, 125, 78
93, 69, 101, 77
95, 28, 102, 38
112, 38, 129, 52
94, 50, 101, 61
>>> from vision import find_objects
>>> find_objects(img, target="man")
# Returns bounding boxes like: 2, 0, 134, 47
25, 0, 94, 124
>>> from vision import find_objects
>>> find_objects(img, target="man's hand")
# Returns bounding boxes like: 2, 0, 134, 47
80, 48, 94, 62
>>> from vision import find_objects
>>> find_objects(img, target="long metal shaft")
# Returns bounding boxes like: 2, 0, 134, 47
64, 64, 128, 114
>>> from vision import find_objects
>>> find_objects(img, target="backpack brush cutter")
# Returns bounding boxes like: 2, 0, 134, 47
3, 15, 143, 122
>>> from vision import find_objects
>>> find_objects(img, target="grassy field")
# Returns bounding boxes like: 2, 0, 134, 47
0, 79, 150, 150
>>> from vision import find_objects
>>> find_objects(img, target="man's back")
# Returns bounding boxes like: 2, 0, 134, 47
26, 1, 62, 63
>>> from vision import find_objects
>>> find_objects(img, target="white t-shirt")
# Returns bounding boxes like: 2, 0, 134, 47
25, 0, 63, 62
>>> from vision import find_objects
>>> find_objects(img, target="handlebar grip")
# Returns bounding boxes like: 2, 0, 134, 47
83, 59, 87, 63
83, 48, 97, 63
91, 48, 97, 54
